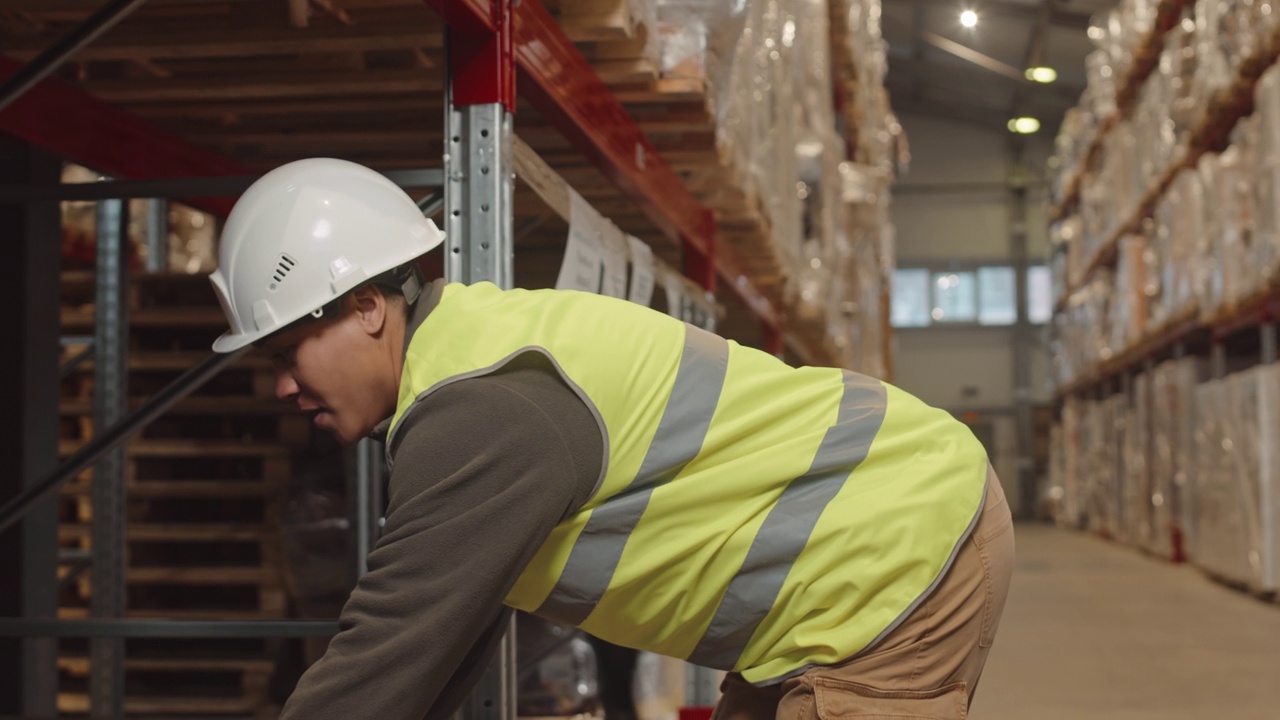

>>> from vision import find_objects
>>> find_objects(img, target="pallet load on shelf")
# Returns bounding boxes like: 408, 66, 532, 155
1190, 366, 1280, 594
655, 0, 899, 361
824, 161, 892, 376
1146, 359, 1201, 559
1049, 232, 1144, 389
1050, 358, 1200, 558
1053, 397, 1083, 527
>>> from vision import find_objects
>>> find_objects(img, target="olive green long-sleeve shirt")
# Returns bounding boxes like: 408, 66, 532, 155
280, 281, 604, 719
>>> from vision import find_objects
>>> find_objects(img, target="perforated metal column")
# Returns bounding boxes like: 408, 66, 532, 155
445, 28, 516, 720
91, 198, 129, 715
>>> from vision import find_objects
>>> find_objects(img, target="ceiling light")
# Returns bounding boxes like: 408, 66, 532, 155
960, 9, 978, 28
1007, 117, 1041, 134
1025, 66, 1057, 83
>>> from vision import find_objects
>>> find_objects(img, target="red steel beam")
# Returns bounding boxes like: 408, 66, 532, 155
425, 0, 782, 329
448, 0, 515, 110
0, 55, 245, 217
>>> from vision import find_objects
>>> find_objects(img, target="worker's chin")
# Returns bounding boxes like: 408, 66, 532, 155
315, 412, 359, 445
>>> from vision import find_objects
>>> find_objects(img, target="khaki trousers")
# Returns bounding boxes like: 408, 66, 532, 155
713, 469, 1015, 720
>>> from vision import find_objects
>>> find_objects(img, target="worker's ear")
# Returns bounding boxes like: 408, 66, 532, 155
349, 286, 388, 337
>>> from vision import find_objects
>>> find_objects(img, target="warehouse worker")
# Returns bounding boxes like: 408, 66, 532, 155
209, 159, 1014, 720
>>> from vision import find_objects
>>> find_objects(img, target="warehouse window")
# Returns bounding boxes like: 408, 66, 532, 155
931, 271, 977, 322
891, 268, 931, 327
1027, 265, 1052, 324
978, 266, 1017, 326
893, 263, 1052, 328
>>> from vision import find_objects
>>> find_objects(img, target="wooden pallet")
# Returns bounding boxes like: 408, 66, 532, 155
55, 269, 327, 717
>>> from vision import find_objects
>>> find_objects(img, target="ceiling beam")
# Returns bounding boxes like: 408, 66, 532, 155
886, 45, 1085, 103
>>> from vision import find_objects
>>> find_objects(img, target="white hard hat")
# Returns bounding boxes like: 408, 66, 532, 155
209, 158, 443, 353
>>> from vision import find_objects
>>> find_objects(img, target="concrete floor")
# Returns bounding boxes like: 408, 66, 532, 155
972, 524, 1280, 719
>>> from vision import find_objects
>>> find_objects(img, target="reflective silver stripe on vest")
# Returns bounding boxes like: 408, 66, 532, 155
534, 325, 729, 626
687, 371, 887, 670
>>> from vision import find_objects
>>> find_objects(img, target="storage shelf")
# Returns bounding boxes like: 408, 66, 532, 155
1054, 280, 1280, 400
1054, 21, 1280, 313
1049, 0, 1192, 223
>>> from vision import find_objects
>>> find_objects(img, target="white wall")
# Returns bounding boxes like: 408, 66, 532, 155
889, 114, 1054, 514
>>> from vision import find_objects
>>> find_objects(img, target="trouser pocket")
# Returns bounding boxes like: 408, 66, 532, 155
807, 677, 968, 720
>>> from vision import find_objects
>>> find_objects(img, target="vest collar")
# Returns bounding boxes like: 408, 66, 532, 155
369, 278, 448, 441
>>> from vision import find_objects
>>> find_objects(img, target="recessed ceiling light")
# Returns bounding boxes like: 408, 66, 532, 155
1025, 66, 1058, 83
1007, 117, 1041, 134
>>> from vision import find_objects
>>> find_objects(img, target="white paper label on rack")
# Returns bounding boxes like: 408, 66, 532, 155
600, 224, 629, 299
698, 293, 717, 333
626, 235, 655, 306
555, 190, 604, 293
663, 271, 684, 321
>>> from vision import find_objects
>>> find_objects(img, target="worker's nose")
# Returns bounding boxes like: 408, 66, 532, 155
275, 368, 300, 403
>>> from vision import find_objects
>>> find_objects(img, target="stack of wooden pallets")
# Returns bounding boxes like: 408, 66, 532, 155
56, 271, 318, 718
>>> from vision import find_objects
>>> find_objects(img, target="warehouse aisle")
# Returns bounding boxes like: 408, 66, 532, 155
972, 524, 1280, 719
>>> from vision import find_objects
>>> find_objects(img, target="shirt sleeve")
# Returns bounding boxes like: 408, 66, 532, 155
280, 358, 603, 720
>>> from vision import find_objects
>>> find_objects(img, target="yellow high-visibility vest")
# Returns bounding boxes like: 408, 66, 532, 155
388, 282, 987, 684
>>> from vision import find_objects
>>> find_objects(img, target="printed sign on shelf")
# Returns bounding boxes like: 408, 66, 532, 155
626, 235, 656, 307
600, 224, 629, 299
555, 190, 604, 293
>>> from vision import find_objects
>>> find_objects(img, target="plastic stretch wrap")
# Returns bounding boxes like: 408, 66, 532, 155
1050, 271, 1116, 387
1193, 0, 1238, 109
1251, 64, 1280, 284
1201, 142, 1262, 315
1080, 120, 1141, 251
836, 0, 899, 170
658, 0, 891, 324
1056, 398, 1083, 527
1050, 108, 1096, 207
1152, 168, 1204, 326
826, 162, 891, 376
1122, 372, 1152, 548
1111, 234, 1147, 351
1162, 15, 1201, 151
1077, 395, 1126, 538
1255, 61, 1280, 163
1146, 360, 1200, 558
1190, 367, 1280, 592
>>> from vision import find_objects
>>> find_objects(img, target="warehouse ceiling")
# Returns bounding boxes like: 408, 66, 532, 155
881, 0, 1117, 135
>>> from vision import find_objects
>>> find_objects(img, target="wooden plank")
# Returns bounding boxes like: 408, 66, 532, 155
590, 58, 659, 85
59, 654, 275, 675
85, 69, 443, 103
126, 96, 444, 120
59, 523, 270, 543
3, 20, 443, 61
61, 305, 227, 328
126, 566, 271, 585
57, 606, 290, 621
60, 396, 289, 417
59, 439, 292, 459
60, 480, 276, 499
58, 693, 258, 715
66, 351, 271, 372
609, 78, 709, 103
556, 0, 636, 42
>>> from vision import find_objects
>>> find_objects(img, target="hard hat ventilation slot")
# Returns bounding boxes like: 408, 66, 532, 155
269, 254, 297, 291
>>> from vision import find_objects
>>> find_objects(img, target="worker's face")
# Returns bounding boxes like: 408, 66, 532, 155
260, 288, 399, 444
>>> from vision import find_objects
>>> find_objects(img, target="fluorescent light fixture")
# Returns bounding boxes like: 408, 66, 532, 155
1025, 66, 1057, 83
1007, 117, 1041, 134
960, 9, 978, 27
